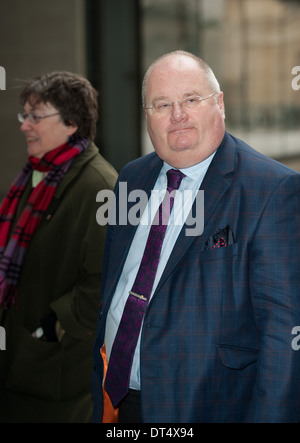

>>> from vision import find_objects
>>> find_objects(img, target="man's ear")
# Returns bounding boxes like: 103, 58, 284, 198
218, 91, 226, 119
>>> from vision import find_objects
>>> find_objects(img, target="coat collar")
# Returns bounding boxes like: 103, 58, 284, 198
43, 142, 99, 221
54, 142, 99, 198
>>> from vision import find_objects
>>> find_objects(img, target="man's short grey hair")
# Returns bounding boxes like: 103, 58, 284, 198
142, 50, 221, 105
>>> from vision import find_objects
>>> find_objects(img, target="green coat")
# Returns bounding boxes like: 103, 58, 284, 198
0, 143, 117, 422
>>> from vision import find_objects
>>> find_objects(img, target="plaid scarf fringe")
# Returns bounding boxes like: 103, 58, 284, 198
0, 136, 90, 308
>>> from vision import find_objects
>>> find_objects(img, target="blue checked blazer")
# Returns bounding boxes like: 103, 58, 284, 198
92, 131, 300, 423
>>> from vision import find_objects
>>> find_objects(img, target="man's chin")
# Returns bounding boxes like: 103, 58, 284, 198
168, 131, 195, 150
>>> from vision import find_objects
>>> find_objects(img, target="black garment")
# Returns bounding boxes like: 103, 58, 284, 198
118, 389, 142, 423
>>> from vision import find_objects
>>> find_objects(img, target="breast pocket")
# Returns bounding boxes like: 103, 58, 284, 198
198, 243, 239, 298
199, 243, 239, 262
190, 243, 241, 334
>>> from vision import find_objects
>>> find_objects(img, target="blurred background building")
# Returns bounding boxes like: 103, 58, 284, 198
1, 0, 300, 199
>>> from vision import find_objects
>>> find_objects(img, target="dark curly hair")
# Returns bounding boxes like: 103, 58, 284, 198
19, 71, 98, 140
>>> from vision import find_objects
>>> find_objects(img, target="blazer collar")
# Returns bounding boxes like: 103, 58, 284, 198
199, 131, 235, 227
126, 152, 163, 197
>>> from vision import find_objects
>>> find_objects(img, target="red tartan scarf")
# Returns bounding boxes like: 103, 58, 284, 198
0, 136, 90, 308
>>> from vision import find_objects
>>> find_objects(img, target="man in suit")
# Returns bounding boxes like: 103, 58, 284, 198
92, 50, 300, 423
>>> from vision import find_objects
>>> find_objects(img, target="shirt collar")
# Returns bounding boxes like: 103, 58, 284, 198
162, 150, 216, 182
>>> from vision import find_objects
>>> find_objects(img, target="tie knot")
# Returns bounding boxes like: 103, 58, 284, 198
166, 168, 185, 192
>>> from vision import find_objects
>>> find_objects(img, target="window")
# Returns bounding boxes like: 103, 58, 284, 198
140, 0, 300, 170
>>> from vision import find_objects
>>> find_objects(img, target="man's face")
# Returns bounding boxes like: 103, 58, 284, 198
144, 55, 226, 169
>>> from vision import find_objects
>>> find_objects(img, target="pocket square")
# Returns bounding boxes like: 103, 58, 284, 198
204, 225, 235, 250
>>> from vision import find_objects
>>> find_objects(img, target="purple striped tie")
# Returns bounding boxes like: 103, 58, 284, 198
105, 169, 185, 407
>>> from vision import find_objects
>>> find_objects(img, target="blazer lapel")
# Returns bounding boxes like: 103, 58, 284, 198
104, 133, 236, 305
154, 132, 236, 295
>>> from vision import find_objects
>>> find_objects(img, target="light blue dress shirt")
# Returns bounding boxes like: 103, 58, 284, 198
105, 152, 215, 390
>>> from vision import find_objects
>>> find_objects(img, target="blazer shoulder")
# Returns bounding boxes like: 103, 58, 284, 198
119, 151, 162, 180
229, 133, 300, 180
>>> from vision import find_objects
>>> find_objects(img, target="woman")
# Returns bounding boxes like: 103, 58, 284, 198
0, 71, 117, 422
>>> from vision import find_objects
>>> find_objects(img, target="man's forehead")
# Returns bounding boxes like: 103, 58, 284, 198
154, 54, 201, 73
147, 57, 206, 96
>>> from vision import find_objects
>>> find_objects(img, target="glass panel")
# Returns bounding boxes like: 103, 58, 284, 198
140, 0, 300, 171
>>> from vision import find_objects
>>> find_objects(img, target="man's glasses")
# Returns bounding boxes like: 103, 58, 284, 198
17, 112, 60, 124
143, 91, 216, 115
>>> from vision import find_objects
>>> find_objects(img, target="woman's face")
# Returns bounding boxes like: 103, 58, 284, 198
20, 101, 78, 159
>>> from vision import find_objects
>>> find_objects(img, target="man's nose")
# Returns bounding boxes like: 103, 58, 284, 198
170, 102, 187, 122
